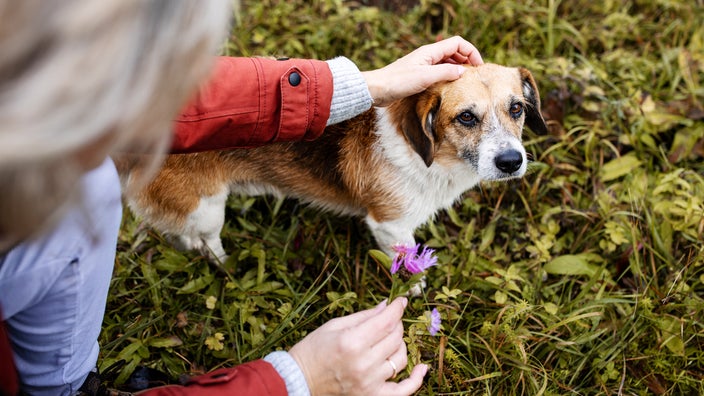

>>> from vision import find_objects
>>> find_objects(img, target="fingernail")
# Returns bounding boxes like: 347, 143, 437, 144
400, 297, 408, 308
377, 299, 388, 309
458, 65, 466, 76
420, 363, 429, 376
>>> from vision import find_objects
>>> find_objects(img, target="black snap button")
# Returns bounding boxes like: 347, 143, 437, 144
288, 72, 301, 87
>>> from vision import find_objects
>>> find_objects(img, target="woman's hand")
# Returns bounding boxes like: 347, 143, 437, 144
362, 35, 484, 106
288, 297, 427, 396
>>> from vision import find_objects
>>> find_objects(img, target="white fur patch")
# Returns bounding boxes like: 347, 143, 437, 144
177, 188, 229, 261
369, 108, 483, 251
477, 131, 527, 181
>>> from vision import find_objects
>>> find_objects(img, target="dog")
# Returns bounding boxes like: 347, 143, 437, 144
116, 63, 548, 262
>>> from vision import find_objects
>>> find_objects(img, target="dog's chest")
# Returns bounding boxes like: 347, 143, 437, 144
374, 109, 481, 223
397, 162, 480, 226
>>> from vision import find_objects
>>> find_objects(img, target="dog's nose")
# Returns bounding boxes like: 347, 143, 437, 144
495, 150, 523, 173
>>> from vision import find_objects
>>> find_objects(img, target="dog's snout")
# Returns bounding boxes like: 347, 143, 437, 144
495, 150, 523, 174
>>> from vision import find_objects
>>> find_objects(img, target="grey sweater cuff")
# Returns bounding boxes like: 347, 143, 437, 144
325, 56, 373, 126
264, 351, 311, 396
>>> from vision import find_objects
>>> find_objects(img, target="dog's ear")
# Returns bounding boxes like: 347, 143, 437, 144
518, 67, 549, 134
391, 92, 441, 167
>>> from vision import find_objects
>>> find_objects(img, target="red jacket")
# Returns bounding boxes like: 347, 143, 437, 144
136, 362, 287, 396
0, 307, 18, 396
1, 56, 333, 396
172, 56, 334, 152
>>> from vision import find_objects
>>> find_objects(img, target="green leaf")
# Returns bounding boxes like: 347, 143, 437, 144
544, 302, 559, 315
479, 221, 496, 251
153, 246, 189, 272
446, 207, 465, 227
237, 217, 258, 232
117, 340, 144, 360
658, 316, 685, 356
544, 255, 600, 277
644, 111, 691, 129
140, 261, 162, 309
147, 336, 183, 348
177, 272, 215, 294
485, 276, 503, 285
140, 261, 159, 286
435, 286, 462, 302
326, 291, 358, 313
600, 153, 642, 182
494, 290, 508, 304
115, 356, 141, 385
368, 249, 392, 268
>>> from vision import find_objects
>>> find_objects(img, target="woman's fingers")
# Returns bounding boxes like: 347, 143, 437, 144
352, 297, 407, 347
415, 35, 483, 66
365, 321, 407, 383
383, 340, 408, 379
288, 294, 432, 396
371, 316, 405, 351
361, 36, 482, 106
380, 363, 429, 396
324, 299, 388, 330
446, 35, 483, 65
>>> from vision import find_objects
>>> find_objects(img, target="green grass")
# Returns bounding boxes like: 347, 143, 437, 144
102, 0, 704, 394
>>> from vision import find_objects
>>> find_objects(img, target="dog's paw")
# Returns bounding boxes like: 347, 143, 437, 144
166, 234, 228, 263
407, 275, 427, 297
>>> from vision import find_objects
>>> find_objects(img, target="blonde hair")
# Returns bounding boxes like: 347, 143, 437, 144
0, 0, 232, 251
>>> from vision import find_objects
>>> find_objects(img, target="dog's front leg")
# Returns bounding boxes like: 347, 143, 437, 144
177, 188, 229, 262
364, 216, 427, 296
364, 215, 416, 256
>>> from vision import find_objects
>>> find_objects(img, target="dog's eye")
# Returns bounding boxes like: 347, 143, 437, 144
457, 111, 478, 127
510, 103, 524, 118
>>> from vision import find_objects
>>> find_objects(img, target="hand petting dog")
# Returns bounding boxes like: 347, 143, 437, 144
362, 36, 484, 106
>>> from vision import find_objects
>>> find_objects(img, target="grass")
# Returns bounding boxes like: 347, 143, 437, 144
101, 0, 704, 394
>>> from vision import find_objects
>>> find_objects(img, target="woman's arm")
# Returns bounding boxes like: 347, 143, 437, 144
136, 360, 287, 396
170, 36, 482, 153
171, 56, 335, 152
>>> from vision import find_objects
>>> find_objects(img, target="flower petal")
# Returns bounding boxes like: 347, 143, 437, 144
428, 308, 441, 335
390, 256, 402, 274
392, 243, 419, 256
404, 246, 437, 274
417, 247, 438, 271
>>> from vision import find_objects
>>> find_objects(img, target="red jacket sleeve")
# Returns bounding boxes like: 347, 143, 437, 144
171, 56, 334, 153
0, 315, 20, 396
136, 360, 287, 396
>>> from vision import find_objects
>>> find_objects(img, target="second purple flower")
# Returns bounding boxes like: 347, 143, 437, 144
428, 308, 441, 336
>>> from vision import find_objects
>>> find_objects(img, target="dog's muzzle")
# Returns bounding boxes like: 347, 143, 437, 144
494, 149, 524, 174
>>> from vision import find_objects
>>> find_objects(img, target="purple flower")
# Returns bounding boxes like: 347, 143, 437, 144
405, 246, 437, 274
390, 243, 437, 275
428, 308, 441, 335
390, 257, 402, 275
392, 243, 419, 257
390, 243, 417, 274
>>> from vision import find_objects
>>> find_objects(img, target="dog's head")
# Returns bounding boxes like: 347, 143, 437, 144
388, 63, 547, 181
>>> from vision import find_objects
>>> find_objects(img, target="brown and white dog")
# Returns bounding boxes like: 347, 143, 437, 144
117, 63, 548, 261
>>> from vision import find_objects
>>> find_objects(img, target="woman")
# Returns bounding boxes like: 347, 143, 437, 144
0, 1, 482, 395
